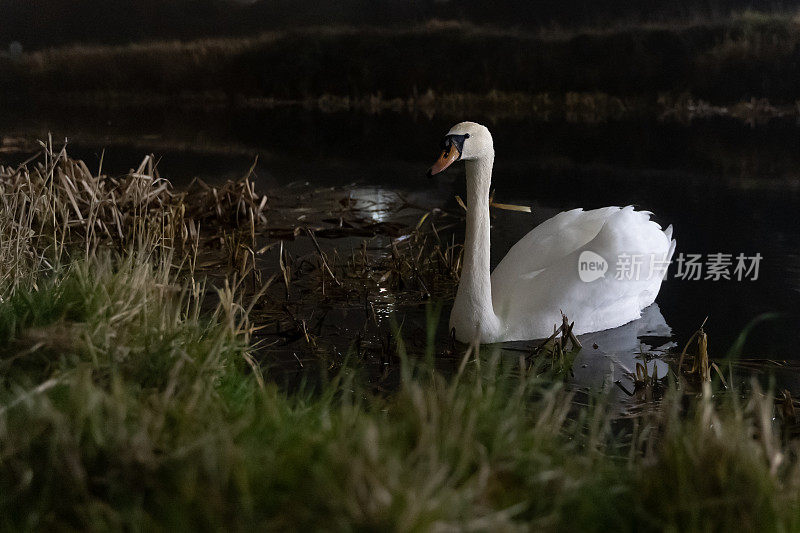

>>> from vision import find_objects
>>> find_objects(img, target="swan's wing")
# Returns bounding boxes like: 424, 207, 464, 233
491, 206, 621, 285
492, 206, 676, 340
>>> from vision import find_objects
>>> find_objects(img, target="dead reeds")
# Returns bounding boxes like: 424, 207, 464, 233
0, 139, 272, 293
676, 317, 728, 388
0, 141, 474, 379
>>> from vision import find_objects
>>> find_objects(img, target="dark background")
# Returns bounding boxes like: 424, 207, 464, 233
2, 0, 796, 49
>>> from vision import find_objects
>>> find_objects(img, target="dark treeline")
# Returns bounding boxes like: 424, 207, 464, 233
3, 16, 800, 106
1, 0, 797, 50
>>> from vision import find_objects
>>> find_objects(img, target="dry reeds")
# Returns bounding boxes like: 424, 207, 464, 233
0, 142, 470, 375
676, 318, 728, 389
0, 139, 271, 295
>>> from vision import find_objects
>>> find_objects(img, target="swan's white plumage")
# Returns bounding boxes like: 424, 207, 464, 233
440, 121, 676, 343
490, 206, 676, 341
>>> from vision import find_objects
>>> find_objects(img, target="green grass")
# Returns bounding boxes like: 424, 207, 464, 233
2, 148, 800, 530
2, 261, 799, 530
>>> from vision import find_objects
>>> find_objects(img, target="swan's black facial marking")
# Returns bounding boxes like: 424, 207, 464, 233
427, 133, 470, 178
440, 133, 470, 157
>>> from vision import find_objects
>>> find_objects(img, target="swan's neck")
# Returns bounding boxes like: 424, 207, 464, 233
451, 153, 501, 342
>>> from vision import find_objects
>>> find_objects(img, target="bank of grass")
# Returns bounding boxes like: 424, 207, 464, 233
3, 262, 800, 531
3, 12, 800, 118
2, 147, 800, 530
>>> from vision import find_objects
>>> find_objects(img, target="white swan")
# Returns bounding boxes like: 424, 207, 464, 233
428, 122, 676, 343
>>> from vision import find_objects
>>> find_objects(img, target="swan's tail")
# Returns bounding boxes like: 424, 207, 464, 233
664, 224, 676, 280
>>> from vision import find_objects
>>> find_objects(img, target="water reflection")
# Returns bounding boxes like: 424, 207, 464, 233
2, 104, 799, 358
347, 187, 395, 223
571, 304, 673, 406
496, 304, 672, 410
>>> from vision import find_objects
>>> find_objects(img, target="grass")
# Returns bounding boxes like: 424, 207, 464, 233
3, 145, 800, 530
4, 12, 800, 122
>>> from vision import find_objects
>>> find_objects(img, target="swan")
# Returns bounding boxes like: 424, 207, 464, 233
427, 121, 676, 343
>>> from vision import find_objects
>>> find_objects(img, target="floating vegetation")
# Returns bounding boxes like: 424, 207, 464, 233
676, 318, 729, 389
527, 312, 582, 377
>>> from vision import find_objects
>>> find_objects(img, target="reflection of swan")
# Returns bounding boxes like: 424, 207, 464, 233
571, 303, 674, 392
428, 122, 676, 343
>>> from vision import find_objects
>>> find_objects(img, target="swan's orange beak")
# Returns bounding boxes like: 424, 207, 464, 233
427, 144, 460, 178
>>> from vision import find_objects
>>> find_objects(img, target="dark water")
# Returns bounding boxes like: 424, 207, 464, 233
3, 104, 800, 397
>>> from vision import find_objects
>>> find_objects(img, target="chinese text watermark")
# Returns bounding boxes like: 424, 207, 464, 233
577, 252, 762, 282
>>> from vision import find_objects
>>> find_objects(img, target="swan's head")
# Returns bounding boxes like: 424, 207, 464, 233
427, 121, 493, 177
